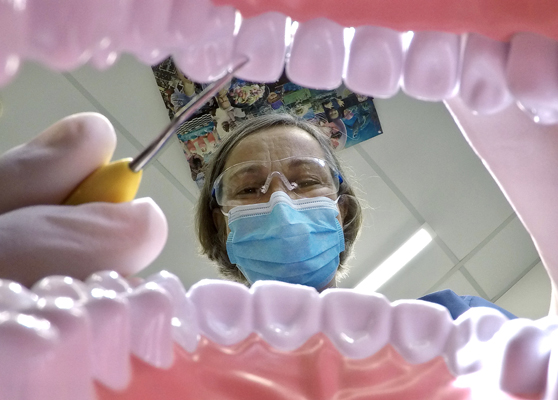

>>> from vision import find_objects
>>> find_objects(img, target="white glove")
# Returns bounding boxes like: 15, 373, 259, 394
0, 113, 168, 286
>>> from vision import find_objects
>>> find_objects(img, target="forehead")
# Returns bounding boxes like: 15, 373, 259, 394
224, 126, 327, 169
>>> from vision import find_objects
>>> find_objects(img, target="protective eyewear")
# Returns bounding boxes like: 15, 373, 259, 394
212, 156, 343, 208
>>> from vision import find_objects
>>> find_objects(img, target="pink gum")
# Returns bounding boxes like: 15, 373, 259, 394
212, 0, 558, 42
97, 333, 491, 400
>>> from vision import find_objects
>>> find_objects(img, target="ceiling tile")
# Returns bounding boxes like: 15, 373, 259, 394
494, 262, 550, 320
431, 269, 482, 297
465, 217, 540, 299
362, 92, 513, 260
336, 147, 422, 288
374, 241, 455, 302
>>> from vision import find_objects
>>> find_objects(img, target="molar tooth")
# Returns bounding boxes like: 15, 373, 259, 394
390, 300, 453, 364
0, 279, 38, 311
26, 297, 96, 400
125, 282, 174, 369
496, 319, 551, 397
146, 271, 199, 352
459, 33, 513, 114
506, 32, 558, 125
0, 312, 60, 400
252, 281, 320, 351
189, 279, 253, 346
86, 270, 132, 294
173, 6, 237, 83
321, 290, 391, 359
85, 290, 131, 391
32, 275, 89, 303
402, 31, 462, 101
233, 12, 289, 83
345, 26, 404, 98
444, 307, 507, 376
286, 18, 345, 90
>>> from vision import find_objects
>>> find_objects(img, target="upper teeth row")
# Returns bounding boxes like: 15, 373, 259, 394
1, 270, 558, 399
1, 1, 558, 125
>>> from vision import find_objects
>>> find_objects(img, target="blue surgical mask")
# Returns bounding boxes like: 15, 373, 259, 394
224, 191, 345, 290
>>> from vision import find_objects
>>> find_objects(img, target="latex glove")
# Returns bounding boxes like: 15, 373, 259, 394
0, 113, 168, 287
445, 98, 558, 314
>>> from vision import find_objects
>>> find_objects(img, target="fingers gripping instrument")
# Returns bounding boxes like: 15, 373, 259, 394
62, 57, 249, 205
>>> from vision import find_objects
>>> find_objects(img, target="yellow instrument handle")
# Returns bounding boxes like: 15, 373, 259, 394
63, 158, 143, 205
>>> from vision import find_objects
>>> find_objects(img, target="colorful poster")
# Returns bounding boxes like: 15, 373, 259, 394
152, 57, 383, 188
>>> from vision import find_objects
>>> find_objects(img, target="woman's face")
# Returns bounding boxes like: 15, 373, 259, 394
213, 126, 347, 235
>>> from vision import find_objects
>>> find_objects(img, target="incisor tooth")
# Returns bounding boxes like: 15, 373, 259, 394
403, 31, 462, 101
287, 18, 345, 90
345, 26, 403, 98
321, 289, 391, 359
252, 280, 320, 351
189, 279, 253, 346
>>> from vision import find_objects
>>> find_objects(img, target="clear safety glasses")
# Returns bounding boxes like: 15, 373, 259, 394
212, 156, 342, 209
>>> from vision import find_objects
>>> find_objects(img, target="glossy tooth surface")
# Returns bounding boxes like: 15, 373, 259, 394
287, 17, 345, 90
543, 333, 558, 400
25, 0, 105, 70
507, 32, 558, 125
321, 290, 391, 359
146, 271, 199, 352
28, 298, 95, 400
174, 6, 237, 83
460, 33, 513, 114
167, 0, 218, 47
403, 31, 462, 101
444, 307, 507, 376
0, 312, 60, 400
252, 281, 320, 351
85, 290, 131, 391
497, 320, 552, 397
121, 0, 172, 65
233, 12, 288, 82
345, 26, 403, 98
0, 279, 38, 311
32, 275, 89, 302
126, 282, 174, 369
86, 271, 132, 294
189, 279, 253, 346
0, 1, 26, 85
390, 300, 453, 364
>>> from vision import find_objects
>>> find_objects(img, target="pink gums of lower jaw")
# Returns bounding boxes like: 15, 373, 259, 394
96, 333, 507, 400
212, 0, 558, 42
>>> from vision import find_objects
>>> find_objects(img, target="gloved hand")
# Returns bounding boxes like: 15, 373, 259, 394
0, 112, 168, 287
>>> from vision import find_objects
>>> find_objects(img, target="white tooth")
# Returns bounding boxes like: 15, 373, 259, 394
32, 275, 89, 303
402, 31, 462, 101
84, 290, 131, 391
146, 271, 199, 352
496, 319, 551, 397
507, 32, 558, 125
459, 33, 513, 114
444, 307, 507, 376
189, 279, 252, 346
252, 281, 320, 351
27, 297, 96, 400
286, 17, 345, 90
85, 270, 132, 293
0, 279, 38, 311
0, 312, 60, 400
126, 282, 174, 369
543, 330, 558, 400
390, 300, 453, 364
166, 0, 213, 47
173, 6, 237, 83
233, 12, 288, 83
321, 289, 391, 359
345, 26, 404, 98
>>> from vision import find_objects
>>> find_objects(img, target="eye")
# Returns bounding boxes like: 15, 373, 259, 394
235, 186, 261, 196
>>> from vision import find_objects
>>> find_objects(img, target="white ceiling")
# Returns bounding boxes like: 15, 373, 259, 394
0, 55, 549, 319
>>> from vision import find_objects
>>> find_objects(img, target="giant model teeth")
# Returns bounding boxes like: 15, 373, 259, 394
252, 280, 320, 351
86, 271, 133, 294
0, 280, 38, 311
321, 289, 391, 359
31, 275, 89, 302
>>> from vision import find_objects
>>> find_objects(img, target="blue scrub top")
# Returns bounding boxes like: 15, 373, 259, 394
418, 289, 517, 320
